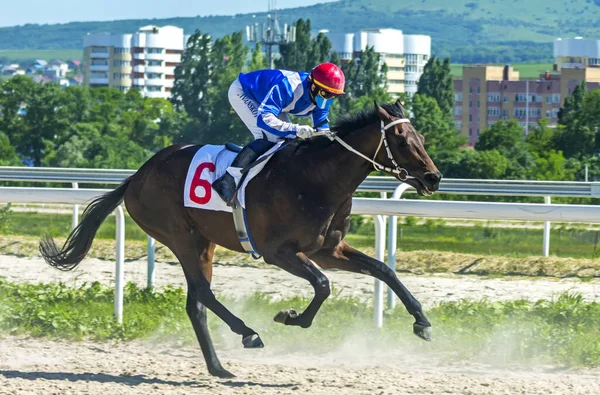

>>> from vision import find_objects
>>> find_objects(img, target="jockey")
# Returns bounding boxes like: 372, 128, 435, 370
212, 62, 346, 206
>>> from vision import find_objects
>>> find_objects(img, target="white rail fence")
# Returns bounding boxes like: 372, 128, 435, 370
1, 167, 600, 326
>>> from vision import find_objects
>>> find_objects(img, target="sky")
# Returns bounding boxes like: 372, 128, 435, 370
0, 0, 337, 27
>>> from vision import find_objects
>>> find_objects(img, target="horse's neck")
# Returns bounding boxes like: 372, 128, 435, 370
305, 124, 382, 198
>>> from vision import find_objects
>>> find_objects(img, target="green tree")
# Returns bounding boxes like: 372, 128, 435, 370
558, 81, 586, 126
276, 18, 333, 71
476, 120, 533, 179
249, 43, 267, 71
417, 57, 454, 116
170, 30, 212, 124
206, 31, 249, 144
409, 94, 466, 156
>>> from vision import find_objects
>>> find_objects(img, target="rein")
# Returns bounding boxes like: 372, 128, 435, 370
314, 119, 412, 181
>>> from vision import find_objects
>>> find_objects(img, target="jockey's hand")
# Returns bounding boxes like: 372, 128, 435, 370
296, 125, 316, 139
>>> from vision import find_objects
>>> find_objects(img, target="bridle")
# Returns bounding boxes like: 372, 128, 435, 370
318, 118, 412, 181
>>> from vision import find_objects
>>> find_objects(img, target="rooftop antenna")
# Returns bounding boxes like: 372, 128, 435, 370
246, 0, 296, 69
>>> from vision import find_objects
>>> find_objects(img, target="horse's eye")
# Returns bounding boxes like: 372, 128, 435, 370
397, 137, 408, 147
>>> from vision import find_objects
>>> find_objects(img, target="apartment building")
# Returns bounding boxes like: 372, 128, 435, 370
554, 37, 600, 71
83, 25, 186, 99
326, 28, 431, 96
454, 65, 600, 146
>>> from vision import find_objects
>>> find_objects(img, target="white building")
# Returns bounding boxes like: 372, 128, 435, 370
83, 25, 186, 99
326, 28, 431, 96
554, 37, 600, 70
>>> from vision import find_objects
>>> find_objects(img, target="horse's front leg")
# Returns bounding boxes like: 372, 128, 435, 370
263, 242, 331, 328
311, 240, 432, 341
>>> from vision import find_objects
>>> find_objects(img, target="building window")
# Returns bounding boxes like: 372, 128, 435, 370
113, 60, 131, 67
503, 96, 509, 103
487, 92, 500, 102
388, 66, 404, 72
545, 95, 552, 104
515, 93, 527, 102
455, 93, 463, 102
469, 86, 473, 93
113, 73, 131, 79
388, 79, 405, 84
487, 107, 500, 116
552, 109, 559, 118
469, 100, 472, 108
422, 55, 428, 61
405, 65, 417, 72
469, 128, 472, 136
477, 129, 480, 135
477, 101, 480, 108
90, 47, 108, 53
146, 86, 162, 92
469, 114, 472, 122
546, 110, 551, 118
114, 47, 131, 54
502, 109, 508, 119
477, 86, 480, 94
146, 48, 163, 54
454, 106, 462, 116
146, 73, 162, 79
552, 94, 561, 103
147, 60, 162, 66
590, 58, 600, 66
455, 121, 462, 130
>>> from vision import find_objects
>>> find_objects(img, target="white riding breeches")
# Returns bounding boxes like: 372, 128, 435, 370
228, 78, 291, 143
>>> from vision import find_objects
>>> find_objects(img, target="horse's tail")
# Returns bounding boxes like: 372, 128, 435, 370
40, 177, 132, 271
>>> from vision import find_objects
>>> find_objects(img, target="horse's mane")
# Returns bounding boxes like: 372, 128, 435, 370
289, 102, 406, 153
330, 102, 406, 137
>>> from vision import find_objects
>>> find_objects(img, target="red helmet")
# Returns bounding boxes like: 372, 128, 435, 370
310, 63, 345, 95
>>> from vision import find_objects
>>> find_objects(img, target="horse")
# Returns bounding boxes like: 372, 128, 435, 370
39, 99, 441, 378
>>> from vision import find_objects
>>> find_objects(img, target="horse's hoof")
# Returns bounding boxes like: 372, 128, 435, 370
413, 323, 433, 341
242, 333, 264, 349
273, 309, 298, 325
209, 367, 236, 378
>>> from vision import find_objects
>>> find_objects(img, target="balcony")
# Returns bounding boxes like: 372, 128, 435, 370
145, 78, 164, 87
133, 65, 145, 73
89, 65, 109, 72
89, 77, 109, 85
145, 53, 164, 61
90, 52, 109, 59
133, 79, 145, 86
145, 65, 164, 73
133, 53, 146, 60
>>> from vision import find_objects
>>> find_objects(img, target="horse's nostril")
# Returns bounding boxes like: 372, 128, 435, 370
424, 172, 441, 185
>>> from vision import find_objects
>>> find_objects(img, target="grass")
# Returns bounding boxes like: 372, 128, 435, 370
1, 278, 599, 367
5, 211, 600, 259
0, 49, 82, 62
451, 63, 555, 79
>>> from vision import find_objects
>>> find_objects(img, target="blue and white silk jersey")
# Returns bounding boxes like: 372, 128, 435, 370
237, 69, 330, 138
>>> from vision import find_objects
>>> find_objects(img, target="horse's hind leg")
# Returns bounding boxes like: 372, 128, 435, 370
172, 227, 264, 375
311, 241, 432, 341
264, 243, 331, 329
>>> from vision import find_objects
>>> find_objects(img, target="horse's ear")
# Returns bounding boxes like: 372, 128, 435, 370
395, 99, 407, 117
374, 101, 388, 119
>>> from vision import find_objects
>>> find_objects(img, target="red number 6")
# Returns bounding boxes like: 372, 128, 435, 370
190, 162, 216, 205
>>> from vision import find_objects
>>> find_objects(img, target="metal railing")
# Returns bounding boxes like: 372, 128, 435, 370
1, 167, 600, 198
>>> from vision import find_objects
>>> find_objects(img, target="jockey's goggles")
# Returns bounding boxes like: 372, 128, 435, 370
317, 88, 337, 100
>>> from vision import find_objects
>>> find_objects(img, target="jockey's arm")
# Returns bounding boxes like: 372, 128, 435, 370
256, 85, 298, 138
311, 107, 330, 131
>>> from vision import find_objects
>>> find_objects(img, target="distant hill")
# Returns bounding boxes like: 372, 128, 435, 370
1, 0, 599, 63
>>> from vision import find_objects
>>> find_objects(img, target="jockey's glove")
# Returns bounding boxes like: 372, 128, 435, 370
296, 125, 316, 139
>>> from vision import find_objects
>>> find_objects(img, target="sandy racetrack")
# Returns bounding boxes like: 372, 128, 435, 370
1, 254, 600, 394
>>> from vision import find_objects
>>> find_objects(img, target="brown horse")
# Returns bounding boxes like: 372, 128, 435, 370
40, 100, 441, 378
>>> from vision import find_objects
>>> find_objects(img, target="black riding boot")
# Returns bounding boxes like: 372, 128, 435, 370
213, 140, 273, 206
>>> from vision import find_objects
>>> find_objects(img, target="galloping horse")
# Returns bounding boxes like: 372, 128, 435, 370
40, 100, 441, 378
